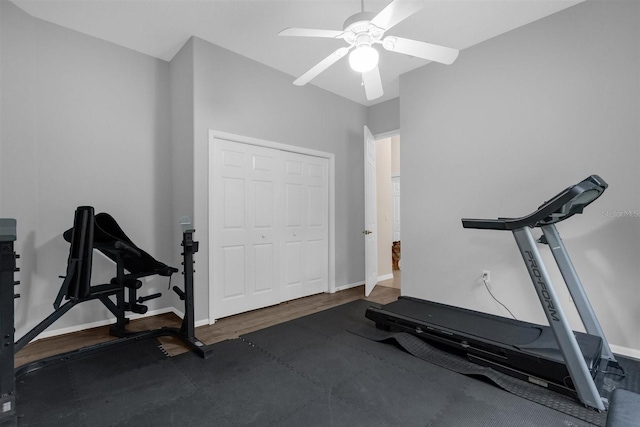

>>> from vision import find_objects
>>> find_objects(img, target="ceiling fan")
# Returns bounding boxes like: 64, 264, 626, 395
278, 0, 459, 101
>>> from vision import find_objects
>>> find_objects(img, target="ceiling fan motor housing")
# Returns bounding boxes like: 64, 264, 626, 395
343, 12, 376, 32
342, 12, 384, 46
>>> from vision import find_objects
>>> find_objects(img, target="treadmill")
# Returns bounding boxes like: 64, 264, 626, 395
365, 175, 620, 411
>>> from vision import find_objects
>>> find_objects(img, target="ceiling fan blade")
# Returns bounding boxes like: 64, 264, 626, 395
370, 0, 424, 31
293, 47, 351, 86
279, 28, 343, 38
383, 36, 459, 65
362, 66, 383, 101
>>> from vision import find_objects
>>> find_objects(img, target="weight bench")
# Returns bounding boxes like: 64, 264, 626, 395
14, 206, 211, 375
54, 207, 177, 333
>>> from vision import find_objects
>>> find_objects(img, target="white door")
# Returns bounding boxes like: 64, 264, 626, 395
392, 176, 401, 242
364, 126, 378, 296
211, 137, 329, 319
282, 151, 329, 301
211, 140, 282, 318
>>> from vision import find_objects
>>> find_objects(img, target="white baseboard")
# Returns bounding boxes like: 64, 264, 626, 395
335, 276, 393, 292
169, 307, 211, 328
335, 281, 364, 292
378, 273, 394, 282
31, 307, 176, 342
197, 318, 213, 327
611, 344, 640, 361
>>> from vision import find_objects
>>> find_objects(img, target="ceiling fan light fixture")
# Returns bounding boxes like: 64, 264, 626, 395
348, 45, 379, 73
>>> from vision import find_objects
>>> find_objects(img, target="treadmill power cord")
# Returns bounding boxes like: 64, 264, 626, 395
598, 362, 626, 378
483, 278, 518, 320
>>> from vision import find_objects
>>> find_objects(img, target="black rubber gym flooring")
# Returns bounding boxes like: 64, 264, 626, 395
15, 299, 640, 426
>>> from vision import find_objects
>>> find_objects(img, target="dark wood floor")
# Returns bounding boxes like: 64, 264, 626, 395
15, 282, 400, 367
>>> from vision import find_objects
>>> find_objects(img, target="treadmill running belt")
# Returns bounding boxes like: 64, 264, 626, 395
384, 297, 542, 345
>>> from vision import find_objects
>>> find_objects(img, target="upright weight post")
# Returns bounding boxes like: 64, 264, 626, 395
173, 216, 211, 358
0, 219, 18, 426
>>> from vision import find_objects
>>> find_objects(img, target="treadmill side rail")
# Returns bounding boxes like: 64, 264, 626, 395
512, 226, 606, 411
541, 224, 616, 363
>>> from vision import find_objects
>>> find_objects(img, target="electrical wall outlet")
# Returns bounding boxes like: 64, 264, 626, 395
482, 270, 490, 284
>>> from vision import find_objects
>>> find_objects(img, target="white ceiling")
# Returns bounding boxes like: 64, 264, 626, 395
11, 0, 583, 106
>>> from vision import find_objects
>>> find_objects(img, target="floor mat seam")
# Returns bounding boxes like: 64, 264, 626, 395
172, 338, 274, 388
262, 317, 433, 380
240, 326, 408, 398
239, 336, 330, 391
425, 382, 470, 427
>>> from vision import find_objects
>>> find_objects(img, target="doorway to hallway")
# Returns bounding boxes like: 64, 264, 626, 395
375, 133, 401, 291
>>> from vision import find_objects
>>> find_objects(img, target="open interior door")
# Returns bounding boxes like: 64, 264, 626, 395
364, 126, 378, 296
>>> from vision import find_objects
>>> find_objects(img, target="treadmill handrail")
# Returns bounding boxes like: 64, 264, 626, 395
461, 175, 607, 230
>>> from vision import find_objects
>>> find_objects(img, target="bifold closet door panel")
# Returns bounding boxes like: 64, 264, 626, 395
211, 140, 282, 318
281, 151, 329, 302
211, 139, 329, 319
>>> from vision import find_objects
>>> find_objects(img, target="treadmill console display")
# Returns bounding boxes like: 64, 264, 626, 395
536, 175, 607, 226
461, 175, 607, 230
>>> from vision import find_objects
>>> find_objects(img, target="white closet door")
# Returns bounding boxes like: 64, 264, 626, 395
281, 151, 329, 301
211, 139, 281, 318
211, 138, 329, 319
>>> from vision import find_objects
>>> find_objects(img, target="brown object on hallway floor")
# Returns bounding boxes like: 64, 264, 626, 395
392, 241, 401, 270
15, 284, 400, 366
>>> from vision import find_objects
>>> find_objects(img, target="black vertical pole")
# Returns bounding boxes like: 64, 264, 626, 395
180, 229, 197, 339
173, 226, 211, 358
0, 219, 18, 426
180, 230, 198, 340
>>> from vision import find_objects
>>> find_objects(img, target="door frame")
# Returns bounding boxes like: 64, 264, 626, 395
208, 130, 336, 322
364, 126, 378, 296
364, 128, 400, 295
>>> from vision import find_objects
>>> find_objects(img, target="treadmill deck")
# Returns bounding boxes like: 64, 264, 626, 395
366, 296, 603, 393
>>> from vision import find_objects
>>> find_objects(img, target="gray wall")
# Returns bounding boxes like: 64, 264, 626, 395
1, 1, 174, 336
2, 3, 369, 333
185, 37, 368, 321
168, 38, 195, 310
367, 97, 400, 136
400, 0, 639, 353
